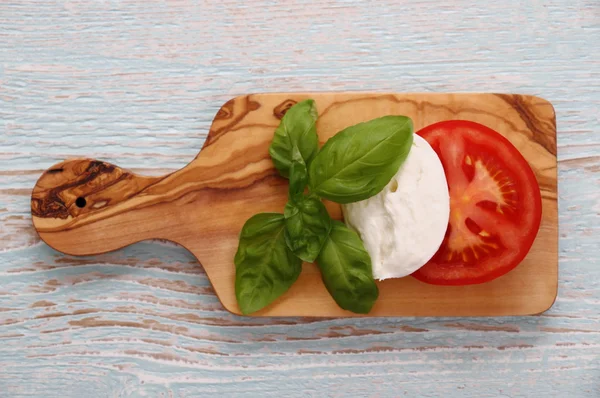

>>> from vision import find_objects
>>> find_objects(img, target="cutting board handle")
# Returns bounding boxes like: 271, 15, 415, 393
30, 158, 171, 255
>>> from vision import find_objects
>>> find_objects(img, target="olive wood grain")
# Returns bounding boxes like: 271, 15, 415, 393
30, 92, 558, 317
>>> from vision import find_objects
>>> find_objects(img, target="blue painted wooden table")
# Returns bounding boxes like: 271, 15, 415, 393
1, 1, 599, 397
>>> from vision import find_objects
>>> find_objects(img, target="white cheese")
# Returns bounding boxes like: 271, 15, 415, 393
341, 135, 450, 280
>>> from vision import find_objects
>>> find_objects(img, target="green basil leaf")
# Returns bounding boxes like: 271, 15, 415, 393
288, 147, 308, 201
316, 220, 379, 314
309, 115, 413, 204
234, 213, 302, 315
269, 99, 319, 179
284, 195, 331, 263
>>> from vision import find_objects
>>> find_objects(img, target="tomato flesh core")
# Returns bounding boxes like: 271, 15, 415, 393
412, 121, 542, 285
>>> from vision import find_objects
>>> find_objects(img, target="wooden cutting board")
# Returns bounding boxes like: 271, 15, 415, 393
30, 92, 558, 317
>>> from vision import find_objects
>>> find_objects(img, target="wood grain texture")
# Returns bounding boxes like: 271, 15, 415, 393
1, 0, 599, 397
30, 92, 559, 317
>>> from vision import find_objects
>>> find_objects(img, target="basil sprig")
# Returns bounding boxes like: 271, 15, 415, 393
309, 116, 413, 203
234, 213, 302, 315
268, 99, 319, 179
288, 147, 309, 201
284, 194, 331, 263
234, 100, 413, 314
317, 220, 378, 313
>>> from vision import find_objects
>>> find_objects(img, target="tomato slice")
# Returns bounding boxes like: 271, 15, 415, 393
412, 120, 542, 285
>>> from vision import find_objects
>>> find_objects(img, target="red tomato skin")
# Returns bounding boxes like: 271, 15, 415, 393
412, 120, 543, 286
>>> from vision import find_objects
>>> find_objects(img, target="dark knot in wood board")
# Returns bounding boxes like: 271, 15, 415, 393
273, 99, 297, 119
31, 159, 125, 219
214, 99, 235, 120
204, 96, 261, 149
495, 94, 557, 156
